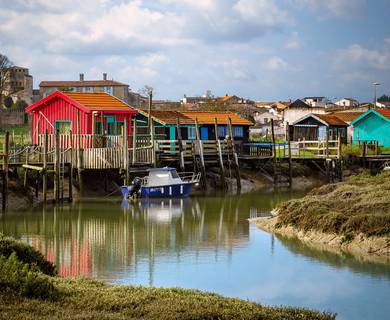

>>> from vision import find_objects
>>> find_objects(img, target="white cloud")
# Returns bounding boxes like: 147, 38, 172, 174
285, 32, 302, 50
334, 43, 390, 71
264, 56, 288, 70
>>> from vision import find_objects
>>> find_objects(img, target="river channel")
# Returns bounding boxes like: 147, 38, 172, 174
1, 190, 390, 320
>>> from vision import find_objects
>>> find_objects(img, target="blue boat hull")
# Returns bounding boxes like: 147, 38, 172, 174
141, 183, 195, 198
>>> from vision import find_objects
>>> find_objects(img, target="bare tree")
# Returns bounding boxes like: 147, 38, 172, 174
0, 53, 14, 105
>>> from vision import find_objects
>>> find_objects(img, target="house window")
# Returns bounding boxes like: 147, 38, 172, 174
103, 86, 113, 94
264, 118, 269, 124
233, 126, 244, 138
187, 126, 196, 140
55, 121, 72, 134
84, 87, 92, 92
218, 125, 227, 138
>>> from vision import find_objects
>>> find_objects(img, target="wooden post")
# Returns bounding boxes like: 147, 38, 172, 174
132, 118, 137, 166
215, 117, 226, 189
287, 122, 292, 188
123, 118, 129, 185
148, 91, 153, 129
68, 130, 73, 202
23, 147, 29, 188
228, 117, 241, 191
42, 129, 48, 203
177, 117, 185, 171
195, 118, 207, 189
2, 132, 9, 211
271, 119, 277, 187
76, 110, 83, 194
325, 131, 329, 159
362, 141, 367, 167
337, 135, 342, 159
151, 119, 156, 167
54, 130, 60, 203
92, 112, 96, 148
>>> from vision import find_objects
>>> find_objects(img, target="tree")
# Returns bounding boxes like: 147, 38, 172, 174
0, 53, 14, 105
378, 94, 390, 103
12, 99, 28, 110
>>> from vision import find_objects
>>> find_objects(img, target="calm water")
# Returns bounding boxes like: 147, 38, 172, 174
1, 191, 390, 320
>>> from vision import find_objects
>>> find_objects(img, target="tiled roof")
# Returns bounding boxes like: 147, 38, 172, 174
180, 111, 253, 126
312, 114, 348, 126
40, 80, 128, 87
216, 96, 235, 102
138, 110, 195, 125
376, 108, 390, 120
63, 92, 134, 111
332, 112, 364, 122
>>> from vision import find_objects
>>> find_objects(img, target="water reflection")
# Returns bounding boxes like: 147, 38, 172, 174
1, 196, 253, 283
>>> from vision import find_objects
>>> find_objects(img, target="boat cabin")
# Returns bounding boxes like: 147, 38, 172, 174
147, 168, 182, 187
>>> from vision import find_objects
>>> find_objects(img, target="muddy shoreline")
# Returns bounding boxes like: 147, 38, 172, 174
250, 215, 390, 263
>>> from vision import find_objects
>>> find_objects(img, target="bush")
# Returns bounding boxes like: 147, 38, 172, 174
0, 234, 56, 276
0, 252, 57, 299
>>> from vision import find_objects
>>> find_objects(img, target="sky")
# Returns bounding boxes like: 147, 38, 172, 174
1, 0, 389, 102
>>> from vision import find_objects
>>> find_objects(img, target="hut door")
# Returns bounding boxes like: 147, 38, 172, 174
318, 126, 326, 141
106, 116, 116, 135
200, 127, 209, 140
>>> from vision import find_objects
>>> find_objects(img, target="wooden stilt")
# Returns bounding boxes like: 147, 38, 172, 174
177, 117, 185, 172
23, 146, 29, 188
76, 110, 83, 194
43, 129, 48, 203
132, 118, 137, 166
54, 130, 60, 203
215, 117, 226, 190
123, 118, 129, 185
195, 118, 207, 189
68, 130, 73, 202
287, 122, 293, 188
151, 120, 156, 167
2, 132, 9, 211
228, 117, 241, 191
271, 119, 277, 187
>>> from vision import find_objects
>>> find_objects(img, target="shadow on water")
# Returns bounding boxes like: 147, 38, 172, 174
275, 233, 390, 280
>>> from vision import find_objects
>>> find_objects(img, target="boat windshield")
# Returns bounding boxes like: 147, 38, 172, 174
171, 170, 180, 179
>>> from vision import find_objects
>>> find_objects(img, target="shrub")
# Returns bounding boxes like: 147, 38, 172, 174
0, 234, 56, 276
0, 252, 57, 299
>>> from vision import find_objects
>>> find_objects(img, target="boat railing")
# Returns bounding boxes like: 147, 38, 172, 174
178, 172, 201, 183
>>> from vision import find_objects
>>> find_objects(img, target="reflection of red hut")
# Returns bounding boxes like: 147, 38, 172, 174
26, 91, 137, 147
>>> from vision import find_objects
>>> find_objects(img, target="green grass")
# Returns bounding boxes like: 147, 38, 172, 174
0, 236, 335, 320
275, 171, 390, 239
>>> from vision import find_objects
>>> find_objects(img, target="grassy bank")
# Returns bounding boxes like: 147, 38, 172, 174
275, 171, 390, 239
0, 235, 335, 320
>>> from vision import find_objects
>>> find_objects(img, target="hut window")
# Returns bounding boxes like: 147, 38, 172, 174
233, 126, 244, 138
55, 121, 72, 134
187, 127, 196, 140
218, 125, 227, 138
103, 86, 113, 94
116, 121, 124, 135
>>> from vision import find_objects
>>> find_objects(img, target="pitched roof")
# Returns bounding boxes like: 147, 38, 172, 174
26, 91, 135, 113
312, 114, 348, 126
376, 108, 390, 120
39, 80, 128, 87
332, 112, 364, 122
62, 92, 133, 111
180, 111, 253, 126
137, 110, 195, 125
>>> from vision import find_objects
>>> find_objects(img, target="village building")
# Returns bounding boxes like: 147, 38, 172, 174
137, 110, 253, 141
303, 96, 331, 108
39, 73, 130, 103
335, 98, 359, 108
291, 114, 348, 143
351, 109, 390, 147
375, 101, 390, 108
282, 99, 326, 127
1, 66, 34, 105
331, 112, 364, 142
26, 91, 137, 145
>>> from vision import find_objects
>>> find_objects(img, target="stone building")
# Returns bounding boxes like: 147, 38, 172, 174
1, 66, 34, 105
39, 73, 130, 103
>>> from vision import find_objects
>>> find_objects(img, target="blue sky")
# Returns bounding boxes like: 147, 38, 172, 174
0, 0, 389, 102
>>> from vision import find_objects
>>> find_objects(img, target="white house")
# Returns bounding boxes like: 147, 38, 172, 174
335, 98, 359, 107
303, 96, 331, 108
375, 101, 390, 108
283, 99, 326, 128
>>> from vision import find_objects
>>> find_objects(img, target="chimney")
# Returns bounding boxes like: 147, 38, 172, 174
79, 73, 84, 81
103, 73, 107, 81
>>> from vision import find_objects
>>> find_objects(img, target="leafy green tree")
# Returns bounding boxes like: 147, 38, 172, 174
378, 94, 390, 103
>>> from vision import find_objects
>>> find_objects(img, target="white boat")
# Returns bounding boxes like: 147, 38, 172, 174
121, 168, 200, 198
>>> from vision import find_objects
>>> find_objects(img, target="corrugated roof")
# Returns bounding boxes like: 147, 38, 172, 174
312, 114, 348, 126
180, 111, 253, 126
138, 110, 195, 125
376, 108, 390, 120
40, 80, 127, 87
332, 112, 364, 122
63, 92, 134, 111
